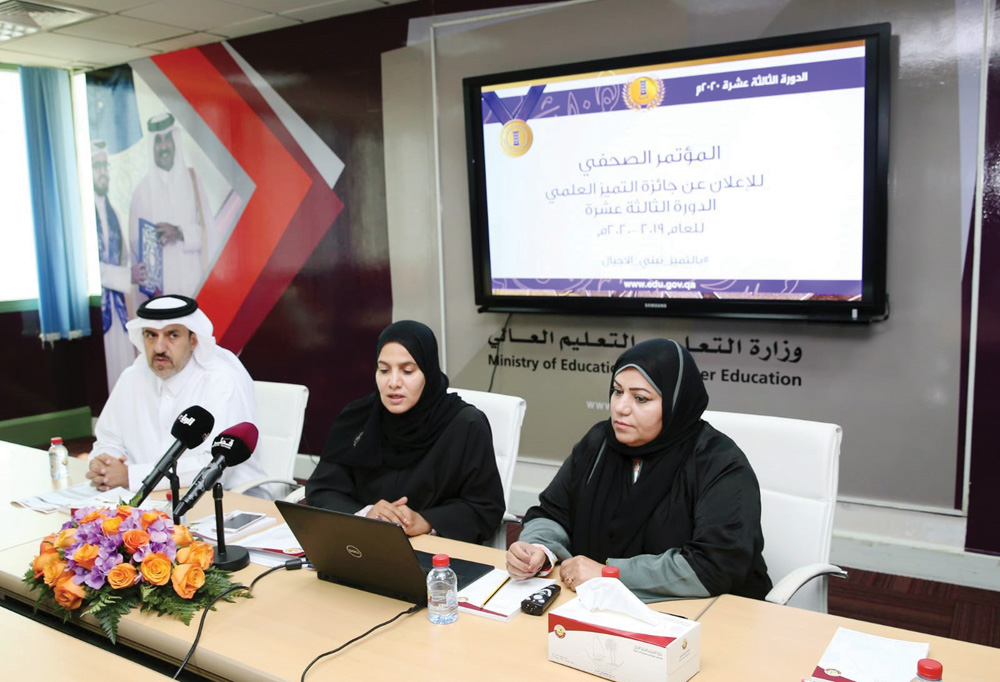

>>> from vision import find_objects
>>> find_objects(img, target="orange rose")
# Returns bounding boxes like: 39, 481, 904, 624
140, 511, 160, 529
107, 563, 138, 590
101, 516, 123, 537
79, 509, 106, 524
42, 560, 67, 587
121, 529, 150, 554
39, 533, 57, 554
170, 563, 206, 599
172, 524, 194, 548
139, 552, 172, 586
72, 543, 100, 571
54, 529, 76, 549
32, 551, 59, 579
115, 505, 133, 519
176, 542, 214, 570
53, 576, 87, 610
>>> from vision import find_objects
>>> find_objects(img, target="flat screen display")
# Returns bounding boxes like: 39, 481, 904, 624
463, 23, 890, 322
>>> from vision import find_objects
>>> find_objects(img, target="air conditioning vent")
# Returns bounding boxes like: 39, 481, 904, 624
0, 0, 96, 41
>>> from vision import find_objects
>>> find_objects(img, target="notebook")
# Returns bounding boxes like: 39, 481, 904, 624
274, 500, 495, 606
457, 568, 556, 622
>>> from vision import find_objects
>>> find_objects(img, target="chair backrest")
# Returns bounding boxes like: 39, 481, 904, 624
253, 381, 309, 480
448, 387, 527, 514
702, 409, 842, 612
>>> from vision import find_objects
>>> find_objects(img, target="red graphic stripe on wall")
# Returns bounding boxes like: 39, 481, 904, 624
151, 49, 312, 343
195, 43, 344, 352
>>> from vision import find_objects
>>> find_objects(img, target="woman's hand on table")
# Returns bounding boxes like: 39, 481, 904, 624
506, 540, 548, 579
367, 496, 432, 536
558, 555, 605, 591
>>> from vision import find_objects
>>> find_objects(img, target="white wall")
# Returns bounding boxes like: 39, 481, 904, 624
377, 0, 995, 584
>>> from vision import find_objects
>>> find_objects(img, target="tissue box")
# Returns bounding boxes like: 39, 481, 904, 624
547, 598, 700, 682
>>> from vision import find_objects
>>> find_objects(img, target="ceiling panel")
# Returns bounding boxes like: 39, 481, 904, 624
0, 47, 72, 67
140, 31, 221, 53
0, 32, 157, 62
120, 0, 270, 33
225, 0, 350, 11
283, 0, 386, 22
53, 16, 189, 46
0, 0, 415, 70
67, 1, 153, 11
210, 14, 301, 40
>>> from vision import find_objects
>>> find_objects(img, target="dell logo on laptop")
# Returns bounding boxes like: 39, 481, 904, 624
346, 545, 362, 559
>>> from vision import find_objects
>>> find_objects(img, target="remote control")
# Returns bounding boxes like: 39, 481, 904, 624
521, 584, 561, 616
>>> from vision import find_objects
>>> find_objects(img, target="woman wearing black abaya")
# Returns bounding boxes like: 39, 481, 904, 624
506, 338, 771, 602
305, 321, 504, 544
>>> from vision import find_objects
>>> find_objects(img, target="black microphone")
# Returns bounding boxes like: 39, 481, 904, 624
172, 422, 258, 518
129, 405, 214, 506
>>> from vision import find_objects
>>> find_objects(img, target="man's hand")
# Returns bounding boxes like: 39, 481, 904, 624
155, 222, 183, 246
85, 453, 128, 492
131, 262, 147, 284
557, 555, 605, 591
366, 496, 433, 536
506, 541, 549, 580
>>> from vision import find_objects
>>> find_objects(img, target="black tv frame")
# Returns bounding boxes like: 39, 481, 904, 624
463, 23, 890, 323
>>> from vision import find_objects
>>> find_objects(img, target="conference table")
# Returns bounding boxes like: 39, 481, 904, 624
2, 440, 999, 681
0, 606, 172, 679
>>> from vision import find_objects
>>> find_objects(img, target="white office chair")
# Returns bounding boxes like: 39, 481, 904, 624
703, 409, 846, 612
449, 387, 527, 549
231, 381, 309, 500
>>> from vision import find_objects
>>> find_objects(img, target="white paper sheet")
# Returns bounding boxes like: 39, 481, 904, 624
812, 627, 930, 682
14, 483, 162, 514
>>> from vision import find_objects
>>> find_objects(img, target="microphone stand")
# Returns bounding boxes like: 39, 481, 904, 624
212, 482, 249, 571
168, 464, 181, 525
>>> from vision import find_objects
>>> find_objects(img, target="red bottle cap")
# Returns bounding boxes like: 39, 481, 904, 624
917, 659, 943, 680
601, 566, 620, 578
432, 553, 450, 568
51, 437, 63, 445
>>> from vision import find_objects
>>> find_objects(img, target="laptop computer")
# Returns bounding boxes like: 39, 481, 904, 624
274, 500, 495, 606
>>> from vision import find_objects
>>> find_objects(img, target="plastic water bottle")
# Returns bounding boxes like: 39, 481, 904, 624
911, 658, 943, 681
426, 553, 458, 624
48, 437, 69, 480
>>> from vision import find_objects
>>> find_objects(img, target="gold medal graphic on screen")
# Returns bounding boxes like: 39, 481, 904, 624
500, 118, 533, 157
623, 76, 665, 111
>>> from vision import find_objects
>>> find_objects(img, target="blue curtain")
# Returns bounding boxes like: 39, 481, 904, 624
20, 66, 91, 342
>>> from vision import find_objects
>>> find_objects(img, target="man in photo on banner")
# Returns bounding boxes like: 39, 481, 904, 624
129, 113, 214, 302
86, 295, 266, 494
92, 140, 139, 388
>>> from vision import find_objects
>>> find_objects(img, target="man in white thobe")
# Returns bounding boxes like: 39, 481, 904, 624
129, 113, 213, 302
86, 295, 266, 493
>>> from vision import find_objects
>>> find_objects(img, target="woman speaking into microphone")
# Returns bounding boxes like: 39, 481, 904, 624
305, 320, 504, 544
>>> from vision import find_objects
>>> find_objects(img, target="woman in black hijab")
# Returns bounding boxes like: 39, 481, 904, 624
506, 338, 771, 602
305, 321, 504, 543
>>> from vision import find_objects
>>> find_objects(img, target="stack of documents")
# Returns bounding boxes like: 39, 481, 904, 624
15, 483, 152, 513
236, 523, 306, 567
